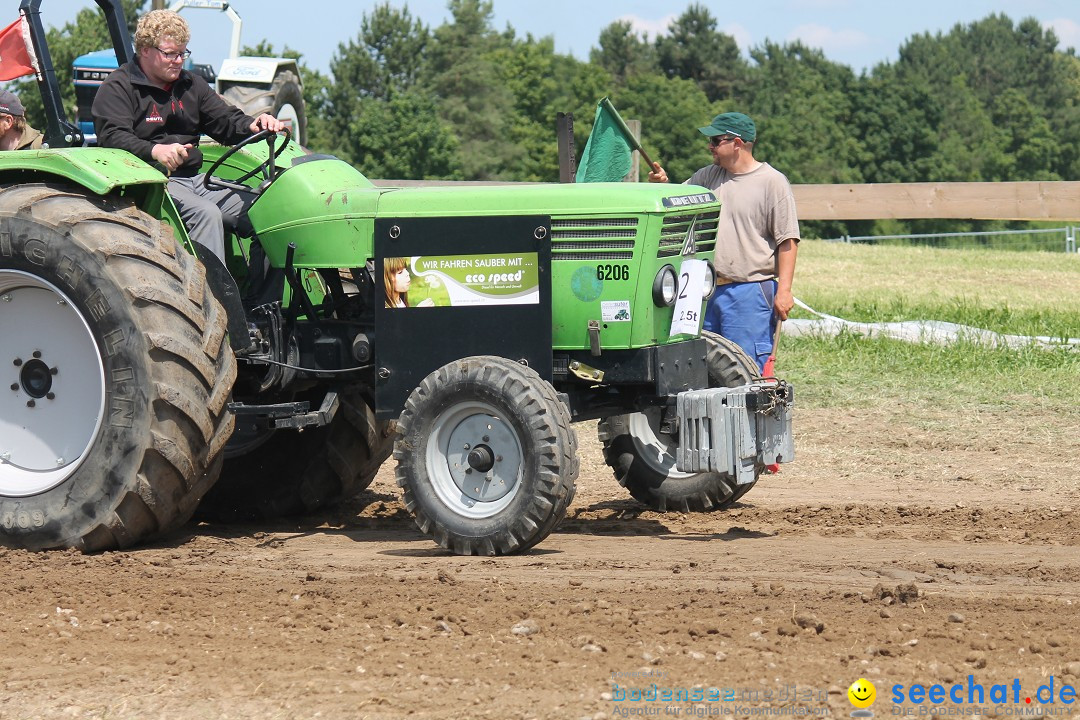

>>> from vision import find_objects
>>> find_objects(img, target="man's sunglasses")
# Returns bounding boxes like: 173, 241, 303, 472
709, 135, 738, 147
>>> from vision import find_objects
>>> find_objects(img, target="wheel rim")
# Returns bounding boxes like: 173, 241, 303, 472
0, 271, 106, 496
427, 400, 523, 519
625, 409, 694, 480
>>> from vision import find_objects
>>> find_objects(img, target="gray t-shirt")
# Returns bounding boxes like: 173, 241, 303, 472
687, 162, 800, 283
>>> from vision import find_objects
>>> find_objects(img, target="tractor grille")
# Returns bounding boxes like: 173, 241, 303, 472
658, 211, 720, 258
551, 218, 638, 261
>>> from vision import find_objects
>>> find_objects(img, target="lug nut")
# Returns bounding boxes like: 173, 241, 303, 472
9, 384, 16, 391
13, 358, 21, 366
26, 399, 35, 408
46, 392, 55, 400
32, 351, 41, 359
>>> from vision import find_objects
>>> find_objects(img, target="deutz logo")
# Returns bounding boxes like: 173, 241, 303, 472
681, 216, 698, 256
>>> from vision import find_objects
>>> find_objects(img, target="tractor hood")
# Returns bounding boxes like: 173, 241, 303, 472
373, 182, 718, 218
249, 156, 720, 268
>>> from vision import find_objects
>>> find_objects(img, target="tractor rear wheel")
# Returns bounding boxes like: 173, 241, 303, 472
0, 183, 235, 550
395, 357, 577, 556
223, 69, 307, 145
598, 331, 760, 512
198, 388, 394, 521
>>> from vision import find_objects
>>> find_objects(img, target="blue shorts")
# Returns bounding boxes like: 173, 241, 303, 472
703, 280, 777, 373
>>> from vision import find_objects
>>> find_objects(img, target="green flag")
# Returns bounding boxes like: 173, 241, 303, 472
575, 97, 640, 183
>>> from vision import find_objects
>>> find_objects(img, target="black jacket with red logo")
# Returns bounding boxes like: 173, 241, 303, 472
92, 61, 255, 177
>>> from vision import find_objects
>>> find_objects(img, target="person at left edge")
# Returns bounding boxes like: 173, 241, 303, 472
0, 88, 43, 150
91, 9, 284, 264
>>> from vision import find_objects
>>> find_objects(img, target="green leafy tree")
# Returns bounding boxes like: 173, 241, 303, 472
347, 93, 460, 179
590, 20, 656, 84
423, 0, 517, 179
881, 14, 1079, 182
741, 41, 863, 185
492, 34, 612, 181
654, 4, 745, 102
850, 65, 941, 183
330, 3, 429, 103
317, 4, 458, 176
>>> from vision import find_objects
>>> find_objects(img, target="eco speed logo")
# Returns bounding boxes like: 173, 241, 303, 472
890, 675, 1077, 715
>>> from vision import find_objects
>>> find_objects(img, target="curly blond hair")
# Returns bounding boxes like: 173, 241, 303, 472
133, 9, 190, 53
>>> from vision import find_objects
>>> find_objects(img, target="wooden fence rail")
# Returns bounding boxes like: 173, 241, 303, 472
792, 182, 1080, 221
372, 180, 1080, 222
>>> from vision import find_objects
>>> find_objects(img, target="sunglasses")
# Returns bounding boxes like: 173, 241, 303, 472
709, 135, 738, 147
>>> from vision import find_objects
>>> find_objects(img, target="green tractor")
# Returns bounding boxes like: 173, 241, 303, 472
0, 0, 793, 555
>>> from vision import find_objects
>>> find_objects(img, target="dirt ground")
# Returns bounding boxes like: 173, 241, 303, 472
2, 405, 1079, 720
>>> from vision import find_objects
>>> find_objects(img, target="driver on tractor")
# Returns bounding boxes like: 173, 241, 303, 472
91, 9, 284, 264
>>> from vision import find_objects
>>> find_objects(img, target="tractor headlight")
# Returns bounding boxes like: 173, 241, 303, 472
652, 264, 678, 307
703, 260, 717, 300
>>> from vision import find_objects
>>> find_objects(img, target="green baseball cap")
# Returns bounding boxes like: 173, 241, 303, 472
698, 112, 756, 142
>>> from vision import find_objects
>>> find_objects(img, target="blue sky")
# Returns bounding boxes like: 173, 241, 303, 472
38, 0, 1080, 76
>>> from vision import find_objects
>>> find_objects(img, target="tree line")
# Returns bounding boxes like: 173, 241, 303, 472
14, 0, 1080, 237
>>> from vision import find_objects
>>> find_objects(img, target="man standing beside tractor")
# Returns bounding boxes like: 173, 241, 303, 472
91, 9, 284, 263
649, 111, 800, 374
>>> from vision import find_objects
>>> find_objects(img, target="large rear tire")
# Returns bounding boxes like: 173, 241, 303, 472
198, 388, 394, 521
395, 357, 578, 556
223, 70, 307, 146
0, 183, 236, 550
598, 332, 760, 512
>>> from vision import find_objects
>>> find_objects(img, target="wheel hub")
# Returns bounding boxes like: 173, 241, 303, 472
443, 412, 521, 504
466, 445, 495, 473
18, 357, 55, 399
0, 273, 105, 497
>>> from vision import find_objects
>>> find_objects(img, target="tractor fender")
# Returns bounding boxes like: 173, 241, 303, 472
0, 151, 246, 349
0, 150, 192, 252
0, 148, 167, 196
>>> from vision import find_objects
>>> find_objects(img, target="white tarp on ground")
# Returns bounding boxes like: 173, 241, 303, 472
785, 298, 1080, 350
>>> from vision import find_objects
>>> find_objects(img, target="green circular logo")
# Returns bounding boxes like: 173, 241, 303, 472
571, 266, 603, 302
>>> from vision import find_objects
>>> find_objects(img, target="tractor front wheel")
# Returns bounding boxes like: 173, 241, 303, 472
395, 357, 577, 556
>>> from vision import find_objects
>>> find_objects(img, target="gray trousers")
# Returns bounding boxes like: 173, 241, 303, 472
168, 175, 256, 263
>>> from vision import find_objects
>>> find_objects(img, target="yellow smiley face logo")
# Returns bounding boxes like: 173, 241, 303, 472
848, 678, 876, 709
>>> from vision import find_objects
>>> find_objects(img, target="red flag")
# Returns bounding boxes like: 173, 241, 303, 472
0, 17, 37, 81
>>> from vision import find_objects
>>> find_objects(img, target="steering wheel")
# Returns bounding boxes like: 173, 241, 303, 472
203, 127, 291, 193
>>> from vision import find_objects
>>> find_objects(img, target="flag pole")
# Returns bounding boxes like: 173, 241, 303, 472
599, 97, 655, 170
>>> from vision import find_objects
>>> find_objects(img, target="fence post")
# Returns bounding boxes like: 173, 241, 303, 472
556, 112, 576, 183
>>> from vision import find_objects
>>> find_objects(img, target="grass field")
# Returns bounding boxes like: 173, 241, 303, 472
780, 241, 1080, 412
